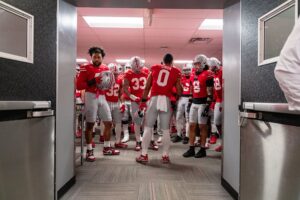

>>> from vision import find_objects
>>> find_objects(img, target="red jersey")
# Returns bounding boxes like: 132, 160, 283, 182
213, 67, 223, 102
150, 64, 181, 98
142, 67, 150, 75
105, 77, 122, 102
76, 63, 109, 94
124, 69, 148, 100
170, 87, 177, 102
181, 75, 191, 96
190, 70, 213, 99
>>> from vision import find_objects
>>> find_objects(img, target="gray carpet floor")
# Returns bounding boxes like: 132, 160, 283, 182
61, 138, 232, 200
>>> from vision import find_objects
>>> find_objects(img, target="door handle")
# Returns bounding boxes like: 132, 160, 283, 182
27, 109, 54, 118
239, 111, 262, 127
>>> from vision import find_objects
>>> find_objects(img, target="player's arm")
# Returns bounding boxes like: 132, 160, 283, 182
123, 78, 131, 97
175, 77, 183, 97
76, 68, 89, 90
141, 73, 153, 101
206, 77, 214, 102
118, 81, 123, 101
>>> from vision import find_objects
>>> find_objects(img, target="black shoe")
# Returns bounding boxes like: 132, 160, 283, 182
182, 137, 189, 144
195, 148, 207, 158
183, 147, 195, 157
172, 135, 182, 143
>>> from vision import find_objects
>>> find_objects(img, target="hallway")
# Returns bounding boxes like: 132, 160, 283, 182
61, 141, 232, 200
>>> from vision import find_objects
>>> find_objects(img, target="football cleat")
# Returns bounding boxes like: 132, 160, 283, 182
157, 136, 162, 144
135, 141, 142, 151
183, 148, 195, 158
86, 149, 95, 162
161, 155, 170, 164
103, 147, 120, 155
149, 140, 159, 151
114, 142, 128, 149
215, 145, 223, 152
136, 154, 148, 164
182, 137, 189, 144
172, 135, 182, 143
194, 148, 207, 158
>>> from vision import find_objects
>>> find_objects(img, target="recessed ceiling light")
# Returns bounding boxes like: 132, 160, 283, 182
199, 19, 223, 30
174, 60, 193, 64
116, 59, 145, 63
83, 16, 144, 28
76, 58, 88, 63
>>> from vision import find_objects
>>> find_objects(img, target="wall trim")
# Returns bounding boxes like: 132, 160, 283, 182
221, 177, 239, 200
57, 176, 76, 199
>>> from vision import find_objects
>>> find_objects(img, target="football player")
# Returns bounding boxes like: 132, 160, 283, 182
76, 47, 120, 162
106, 63, 128, 149
183, 54, 213, 158
120, 63, 132, 143
123, 56, 148, 151
208, 57, 223, 151
172, 63, 192, 143
136, 53, 182, 164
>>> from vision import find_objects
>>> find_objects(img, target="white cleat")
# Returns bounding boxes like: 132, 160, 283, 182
121, 133, 129, 143
157, 136, 162, 144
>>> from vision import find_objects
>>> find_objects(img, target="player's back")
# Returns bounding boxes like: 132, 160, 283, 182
150, 64, 180, 98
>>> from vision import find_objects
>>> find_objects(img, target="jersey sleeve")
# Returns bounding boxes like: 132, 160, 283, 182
76, 65, 89, 90
124, 71, 131, 81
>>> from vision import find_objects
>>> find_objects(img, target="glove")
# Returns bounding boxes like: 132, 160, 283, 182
201, 105, 210, 117
87, 77, 101, 87
87, 78, 96, 86
139, 102, 147, 110
135, 110, 145, 118
129, 94, 140, 102
120, 103, 125, 113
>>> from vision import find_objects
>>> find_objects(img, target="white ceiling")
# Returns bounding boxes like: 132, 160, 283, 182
77, 8, 223, 66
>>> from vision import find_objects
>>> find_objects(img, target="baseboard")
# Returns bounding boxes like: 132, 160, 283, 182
221, 177, 239, 200
57, 176, 76, 199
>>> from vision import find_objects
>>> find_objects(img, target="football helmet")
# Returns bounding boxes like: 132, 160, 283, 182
108, 63, 119, 75
130, 56, 143, 73
182, 63, 192, 76
208, 57, 221, 72
117, 64, 124, 74
193, 54, 207, 73
96, 70, 115, 90
124, 62, 132, 72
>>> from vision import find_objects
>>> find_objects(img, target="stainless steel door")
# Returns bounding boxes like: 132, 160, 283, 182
240, 119, 300, 200
0, 117, 54, 200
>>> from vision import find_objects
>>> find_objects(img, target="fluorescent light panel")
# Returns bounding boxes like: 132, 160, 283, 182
174, 60, 193, 64
199, 19, 223, 30
116, 59, 145, 63
76, 58, 88, 63
83, 16, 144, 28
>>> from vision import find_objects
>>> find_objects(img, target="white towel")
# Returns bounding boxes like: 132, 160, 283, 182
157, 95, 168, 112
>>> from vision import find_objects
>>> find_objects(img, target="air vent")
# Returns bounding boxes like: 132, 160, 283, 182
160, 46, 168, 50
189, 37, 212, 44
